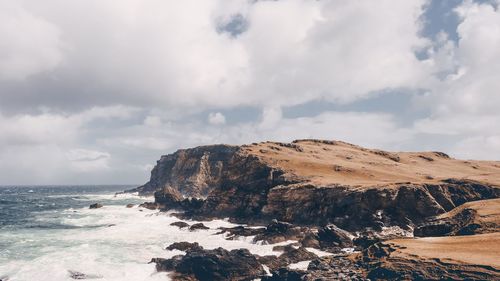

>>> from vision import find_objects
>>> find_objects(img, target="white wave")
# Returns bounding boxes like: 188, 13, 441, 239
0, 201, 293, 280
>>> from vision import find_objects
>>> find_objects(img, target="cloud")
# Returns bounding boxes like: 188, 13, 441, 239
0, 1, 63, 80
0, 0, 432, 112
208, 112, 226, 125
66, 149, 111, 172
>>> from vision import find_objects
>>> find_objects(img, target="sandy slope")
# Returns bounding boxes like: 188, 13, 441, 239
389, 232, 500, 268
243, 139, 500, 188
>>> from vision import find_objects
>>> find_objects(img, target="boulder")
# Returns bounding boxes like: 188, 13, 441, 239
166, 242, 202, 252
153, 247, 265, 281
170, 221, 190, 229
317, 224, 353, 248
189, 223, 209, 231
89, 203, 103, 209
126, 204, 134, 208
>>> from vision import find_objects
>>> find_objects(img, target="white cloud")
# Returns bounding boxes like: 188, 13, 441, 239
0, 1, 63, 80
66, 148, 111, 172
208, 112, 226, 125
0, 0, 431, 111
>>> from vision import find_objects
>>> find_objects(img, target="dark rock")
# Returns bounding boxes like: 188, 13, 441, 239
258, 245, 318, 271
215, 225, 265, 239
154, 186, 184, 209
150, 256, 183, 272
155, 247, 265, 281
166, 242, 202, 252
138, 202, 160, 210
261, 268, 306, 281
89, 203, 103, 209
317, 224, 353, 249
125, 204, 135, 208
189, 223, 209, 231
170, 221, 190, 229
253, 220, 310, 244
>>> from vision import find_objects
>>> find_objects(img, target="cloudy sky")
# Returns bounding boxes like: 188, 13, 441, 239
1, 0, 499, 185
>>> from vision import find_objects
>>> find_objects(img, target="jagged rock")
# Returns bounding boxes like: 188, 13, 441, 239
215, 225, 265, 239
150, 256, 183, 272
89, 203, 103, 209
153, 247, 265, 281
414, 198, 500, 237
166, 242, 202, 252
258, 245, 318, 271
253, 220, 310, 244
261, 268, 305, 281
170, 221, 190, 229
317, 224, 353, 249
138, 202, 159, 210
263, 255, 368, 281
188, 223, 209, 231
125, 204, 134, 208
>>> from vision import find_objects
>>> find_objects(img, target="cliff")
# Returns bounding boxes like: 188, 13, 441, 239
135, 139, 500, 230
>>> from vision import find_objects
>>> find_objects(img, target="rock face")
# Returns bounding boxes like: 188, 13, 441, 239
414, 198, 500, 237
132, 140, 500, 230
362, 233, 500, 280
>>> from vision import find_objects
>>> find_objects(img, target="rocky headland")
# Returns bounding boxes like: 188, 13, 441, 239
130, 139, 500, 280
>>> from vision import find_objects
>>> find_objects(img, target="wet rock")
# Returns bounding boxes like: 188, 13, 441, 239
89, 203, 103, 209
154, 247, 265, 281
215, 225, 265, 239
138, 202, 160, 210
188, 223, 209, 231
258, 245, 318, 271
150, 256, 183, 272
254, 220, 309, 244
170, 221, 190, 229
166, 242, 202, 252
125, 204, 135, 208
154, 186, 184, 209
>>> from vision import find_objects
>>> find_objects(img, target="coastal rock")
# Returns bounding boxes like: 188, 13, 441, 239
258, 245, 318, 271
138, 202, 160, 210
362, 233, 500, 280
170, 221, 190, 229
153, 247, 265, 281
89, 203, 103, 209
253, 220, 311, 244
317, 224, 353, 249
188, 223, 209, 231
414, 198, 500, 237
125, 204, 134, 208
166, 242, 202, 252
131, 140, 500, 230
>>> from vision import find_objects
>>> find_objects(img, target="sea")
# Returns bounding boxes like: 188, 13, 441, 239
0, 186, 285, 281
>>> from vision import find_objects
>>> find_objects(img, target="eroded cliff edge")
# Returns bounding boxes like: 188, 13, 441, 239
132, 139, 500, 231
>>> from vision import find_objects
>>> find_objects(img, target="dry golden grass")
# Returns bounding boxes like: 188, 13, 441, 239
388, 232, 500, 268
437, 198, 500, 226
242, 140, 500, 188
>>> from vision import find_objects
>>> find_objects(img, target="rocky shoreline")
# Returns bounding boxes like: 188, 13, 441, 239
128, 140, 500, 280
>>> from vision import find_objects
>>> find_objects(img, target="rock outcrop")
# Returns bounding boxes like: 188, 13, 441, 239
132, 140, 500, 230
361, 233, 500, 280
414, 198, 500, 237
152, 246, 266, 281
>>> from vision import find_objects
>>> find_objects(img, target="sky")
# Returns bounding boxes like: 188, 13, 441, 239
1, 0, 500, 185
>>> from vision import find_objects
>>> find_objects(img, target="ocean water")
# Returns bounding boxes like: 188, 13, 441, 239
0, 186, 285, 281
